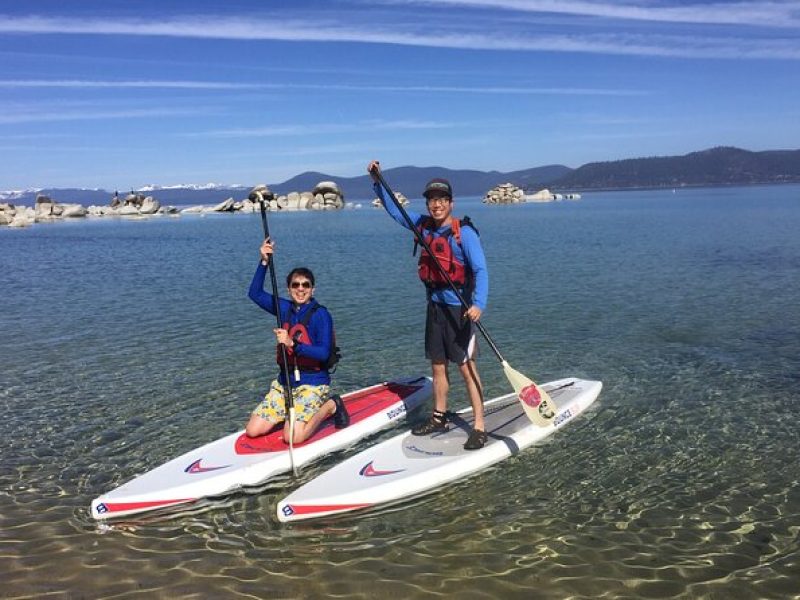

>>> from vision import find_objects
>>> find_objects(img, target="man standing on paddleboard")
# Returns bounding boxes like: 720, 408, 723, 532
369, 161, 489, 450
245, 239, 348, 443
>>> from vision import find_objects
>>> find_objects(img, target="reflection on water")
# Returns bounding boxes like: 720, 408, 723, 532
2, 186, 799, 598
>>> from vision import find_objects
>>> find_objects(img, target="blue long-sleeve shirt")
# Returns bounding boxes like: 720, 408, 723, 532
374, 182, 489, 310
248, 262, 333, 387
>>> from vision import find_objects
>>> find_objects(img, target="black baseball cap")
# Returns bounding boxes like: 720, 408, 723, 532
423, 178, 453, 199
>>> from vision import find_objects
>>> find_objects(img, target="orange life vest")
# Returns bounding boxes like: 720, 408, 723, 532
415, 216, 476, 289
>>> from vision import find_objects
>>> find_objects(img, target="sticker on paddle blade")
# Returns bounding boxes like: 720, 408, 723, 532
519, 384, 556, 420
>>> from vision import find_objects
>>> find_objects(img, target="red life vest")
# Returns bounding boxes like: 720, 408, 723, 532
415, 216, 475, 289
276, 303, 339, 372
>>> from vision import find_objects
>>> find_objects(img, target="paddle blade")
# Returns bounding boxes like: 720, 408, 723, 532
501, 361, 558, 427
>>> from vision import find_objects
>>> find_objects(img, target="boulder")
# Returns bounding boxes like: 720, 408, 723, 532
286, 191, 301, 210
124, 193, 142, 206
525, 188, 555, 203
238, 199, 257, 212
248, 184, 274, 202
35, 201, 55, 219
0, 203, 14, 225
86, 205, 117, 217
119, 204, 140, 215
483, 183, 525, 204
211, 198, 235, 212
139, 196, 160, 215
313, 181, 340, 195
311, 180, 345, 209
60, 204, 87, 218
9, 207, 35, 227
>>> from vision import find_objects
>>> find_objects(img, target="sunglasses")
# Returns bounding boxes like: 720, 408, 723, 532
426, 197, 451, 205
290, 280, 312, 289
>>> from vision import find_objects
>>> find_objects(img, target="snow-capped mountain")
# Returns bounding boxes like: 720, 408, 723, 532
136, 183, 248, 192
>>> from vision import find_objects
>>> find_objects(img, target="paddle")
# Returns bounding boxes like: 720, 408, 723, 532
369, 166, 557, 427
252, 187, 298, 475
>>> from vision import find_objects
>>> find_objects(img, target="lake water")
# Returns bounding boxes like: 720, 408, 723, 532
2, 185, 799, 599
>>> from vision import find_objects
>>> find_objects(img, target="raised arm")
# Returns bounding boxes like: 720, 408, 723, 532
368, 160, 423, 230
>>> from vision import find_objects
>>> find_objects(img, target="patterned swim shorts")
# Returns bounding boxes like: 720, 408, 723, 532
252, 380, 330, 424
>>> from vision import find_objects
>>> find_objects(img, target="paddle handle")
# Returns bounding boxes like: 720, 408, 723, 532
258, 199, 295, 411
371, 169, 506, 363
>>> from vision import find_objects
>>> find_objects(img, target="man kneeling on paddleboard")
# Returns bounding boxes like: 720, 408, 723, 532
245, 239, 348, 443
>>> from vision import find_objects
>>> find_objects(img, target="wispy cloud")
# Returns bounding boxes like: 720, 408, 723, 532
194, 119, 462, 139
389, 0, 800, 28
323, 83, 648, 96
0, 105, 214, 125
0, 79, 271, 90
0, 14, 797, 59
0, 79, 647, 96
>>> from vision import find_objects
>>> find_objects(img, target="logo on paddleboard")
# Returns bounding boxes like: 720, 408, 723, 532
519, 385, 556, 419
184, 459, 231, 474
359, 460, 404, 477
553, 408, 573, 427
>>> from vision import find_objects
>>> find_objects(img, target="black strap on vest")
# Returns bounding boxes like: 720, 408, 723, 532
291, 301, 341, 372
296, 301, 321, 329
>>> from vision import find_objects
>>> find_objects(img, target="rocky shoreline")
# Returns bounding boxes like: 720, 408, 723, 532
1, 181, 354, 228
483, 183, 582, 204
2, 180, 587, 227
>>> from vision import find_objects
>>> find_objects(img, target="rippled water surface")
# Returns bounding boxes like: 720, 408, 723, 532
2, 185, 799, 599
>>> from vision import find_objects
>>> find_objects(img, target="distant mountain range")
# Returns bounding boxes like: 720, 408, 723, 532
3, 147, 798, 205
555, 147, 800, 190
274, 164, 571, 198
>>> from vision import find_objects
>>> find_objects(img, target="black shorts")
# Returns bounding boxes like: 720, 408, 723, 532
425, 301, 477, 364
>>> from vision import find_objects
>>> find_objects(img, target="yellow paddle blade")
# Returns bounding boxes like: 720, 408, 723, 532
501, 360, 558, 428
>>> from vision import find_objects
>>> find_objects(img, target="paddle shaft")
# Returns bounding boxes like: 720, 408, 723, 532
258, 200, 295, 412
372, 170, 506, 363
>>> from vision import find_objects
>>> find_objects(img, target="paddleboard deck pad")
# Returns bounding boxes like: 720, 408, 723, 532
277, 377, 601, 522
91, 375, 432, 520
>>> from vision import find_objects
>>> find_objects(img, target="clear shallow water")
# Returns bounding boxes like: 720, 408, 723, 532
1, 185, 799, 599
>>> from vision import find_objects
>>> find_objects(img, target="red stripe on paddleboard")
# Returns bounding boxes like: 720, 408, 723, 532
283, 502, 372, 517
235, 382, 423, 455
98, 498, 194, 514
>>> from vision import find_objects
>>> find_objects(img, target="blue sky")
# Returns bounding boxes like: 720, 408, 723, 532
1, 0, 798, 189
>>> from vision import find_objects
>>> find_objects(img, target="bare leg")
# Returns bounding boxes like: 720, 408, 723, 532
431, 360, 449, 414
281, 398, 337, 444
458, 359, 484, 431
245, 414, 278, 438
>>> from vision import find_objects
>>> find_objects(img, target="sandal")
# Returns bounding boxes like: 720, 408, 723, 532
463, 428, 488, 450
411, 410, 448, 436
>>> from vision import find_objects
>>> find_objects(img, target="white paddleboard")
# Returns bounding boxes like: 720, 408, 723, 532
91, 375, 432, 520
277, 377, 601, 522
